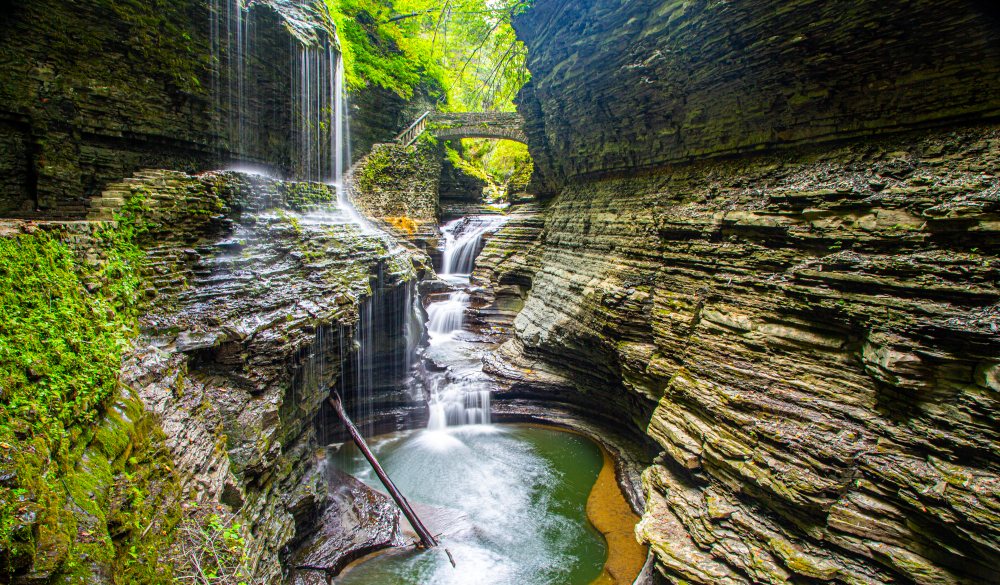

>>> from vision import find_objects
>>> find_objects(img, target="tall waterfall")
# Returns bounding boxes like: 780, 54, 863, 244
209, 0, 348, 183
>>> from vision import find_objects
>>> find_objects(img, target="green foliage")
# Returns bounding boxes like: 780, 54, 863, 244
326, 0, 435, 99
0, 191, 179, 580
326, 0, 531, 110
449, 138, 533, 201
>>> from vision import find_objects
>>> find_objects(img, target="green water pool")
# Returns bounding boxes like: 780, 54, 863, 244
335, 424, 607, 585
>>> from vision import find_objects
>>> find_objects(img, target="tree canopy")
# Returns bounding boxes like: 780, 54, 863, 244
325, 0, 530, 111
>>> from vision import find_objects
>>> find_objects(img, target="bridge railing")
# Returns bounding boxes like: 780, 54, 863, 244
394, 111, 432, 146
393, 110, 527, 146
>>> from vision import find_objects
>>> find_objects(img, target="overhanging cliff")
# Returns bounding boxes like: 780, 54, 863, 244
494, 1, 1000, 583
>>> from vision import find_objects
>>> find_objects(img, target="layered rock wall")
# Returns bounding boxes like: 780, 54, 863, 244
0, 1, 300, 218
348, 142, 443, 251
1, 171, 414, 582
115, 170, 415, 581
515, 0, 1000, 190
502, 1, 1000, 583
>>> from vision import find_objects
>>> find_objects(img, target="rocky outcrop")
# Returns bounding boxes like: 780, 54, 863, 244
515, 0, 1000, 191
77, 170, 414, 582
492, 124, 1000, 584
469, 204, 545, 336
438, 144, 488, 221
500, 1, 1000, 583
0, 0, 441, 221
0, 0, 322, 218
347, 141, 443, 252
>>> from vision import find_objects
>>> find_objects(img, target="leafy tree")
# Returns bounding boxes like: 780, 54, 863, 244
326, 0, 531, 111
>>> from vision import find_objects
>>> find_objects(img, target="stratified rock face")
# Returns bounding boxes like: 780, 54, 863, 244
470, 204, 545, 335
494, 126, 1000, 584
514, 0, 1000, 190
111, 170, 414, 582
502, 2, 1000, 582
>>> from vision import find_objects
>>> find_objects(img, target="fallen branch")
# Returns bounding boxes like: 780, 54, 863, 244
328, 392, 439, 549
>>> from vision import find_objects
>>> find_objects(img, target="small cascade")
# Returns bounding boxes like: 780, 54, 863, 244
418, 214, 511, 430
312, 274, 421, 444
425, 292, 470, 338
440, 215, 509, 276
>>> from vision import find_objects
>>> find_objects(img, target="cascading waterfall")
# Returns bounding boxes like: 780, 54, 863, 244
440, 215, 509, 276
425, 292, 470, 339
209, 2, 504, 442
421, 215, 509, 429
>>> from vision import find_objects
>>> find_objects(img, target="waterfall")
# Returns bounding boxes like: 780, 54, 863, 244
210, 0, 259, 162
210, 0, 347, 183
426, 292, 470, 339
293, 44, 348, 183
440, 215, 509, 276
420, 214, 512, 430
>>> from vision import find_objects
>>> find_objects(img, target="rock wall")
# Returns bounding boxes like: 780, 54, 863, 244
0, 0, 291, 218
347, 141, 443, 252
469, 204, 545, 335
514, 0, 1000, 190
116, 170, 417, 582
500, 1, 1000, 583
495, 125, 1000, 584
1, 170, 416, 582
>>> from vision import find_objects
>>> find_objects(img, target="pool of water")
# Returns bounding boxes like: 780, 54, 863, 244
335, 424, 607, 585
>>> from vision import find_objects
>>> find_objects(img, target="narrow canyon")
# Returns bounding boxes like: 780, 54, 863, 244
0, 1, 997, 584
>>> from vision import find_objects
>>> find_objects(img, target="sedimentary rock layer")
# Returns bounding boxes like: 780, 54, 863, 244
502, 2, 1000, 582
0, 0, 410, 220
348, 142, 443, 252
109, 170, 414, 581
491, 124, 1000, 584
514, 0, 1000, 191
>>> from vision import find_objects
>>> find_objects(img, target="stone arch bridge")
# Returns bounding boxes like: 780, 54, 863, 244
395, 111, 527, 146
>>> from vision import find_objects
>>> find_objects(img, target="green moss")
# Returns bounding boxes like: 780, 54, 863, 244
356, 147, 395, 191
0, 191, 181, 581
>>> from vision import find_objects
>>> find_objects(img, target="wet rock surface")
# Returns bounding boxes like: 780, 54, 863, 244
288, 469, 401, 585
468, 203, 546, 336
108, 170, 417, 581
488, 125, 1000, 584
347, 141, 443, 252
503, 2, 1000, 581
514, 0, 1000, 190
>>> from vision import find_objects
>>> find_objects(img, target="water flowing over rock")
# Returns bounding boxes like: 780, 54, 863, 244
106, 169, 420, 582
440, 215, 510, 277
0, 0, 412, 219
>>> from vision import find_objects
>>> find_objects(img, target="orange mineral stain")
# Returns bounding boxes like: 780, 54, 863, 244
587, 447, 648, 585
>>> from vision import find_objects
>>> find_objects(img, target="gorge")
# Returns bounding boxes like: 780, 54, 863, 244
1, 1, 999, 585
